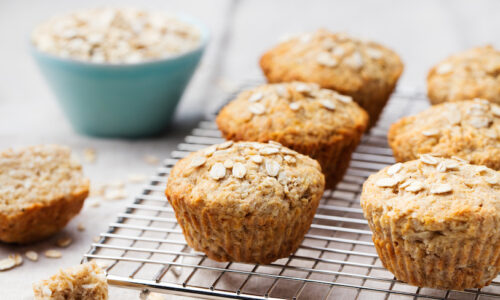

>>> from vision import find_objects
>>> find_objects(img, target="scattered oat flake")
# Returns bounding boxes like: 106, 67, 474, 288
232, 163, 247, 179
422, 129, 439, 137
436, 161, 447, 172
375, 177, 399, 187
430, 184, 452, 194
25, 251, 38, 262
56, 237, 73, 248
9, 254, 22, 266
128, 173, 147, 183
447, 112, 462, 125
250, 155, 263, 164
284, 155, 296, 163
93, 236, 101, 242
335, 94, 353, 103
144, 155, 160, 165
484, 175, 498, 185
265, 160, 280, 177
275, 85, 289, 98
268, 141, 282, 147
469, 117, 490, 128
218, 141, 234, 150
436, 63, 452, 75
249, 103, 266, 115
77, 223, 86, 231
343, 51, 363, 69
320, 99, 336, 110
189, 156, 206, 168
386, 163, 402, 176
204, 146, 217, 156
492, 105, 500, 117
405, 181, 424, 192
209, 163, 226, 180
0, 257, 17, 271
295, 83, 311, 93
451, 156, 468, 163
223, 159, 234, 169
248, 92, 263, 102
104, 188, 127, 200
45, 250, 62, 259
83, 148, 96, 163
420, 154, 438, 165
260, 147, 280, 155
289, 102, 301, 111
316, 52, 338, 67
89, 200, 101, 208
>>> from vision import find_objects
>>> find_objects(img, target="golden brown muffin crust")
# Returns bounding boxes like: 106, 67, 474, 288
361, 157, 500, 290
166, 141, 325, 263
216, 82, 368, 144
388, 99, 500, 170
260, 29, 403, 127
427, 46, 500, 105
216, 82, 368, 189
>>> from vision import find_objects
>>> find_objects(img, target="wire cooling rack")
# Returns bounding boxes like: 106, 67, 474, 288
83, 86, 500, 300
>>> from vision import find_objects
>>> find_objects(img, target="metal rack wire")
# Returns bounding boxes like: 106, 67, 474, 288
83, 87, 500, 299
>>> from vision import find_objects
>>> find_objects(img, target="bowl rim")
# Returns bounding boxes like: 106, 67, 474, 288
29, 11, 210, 68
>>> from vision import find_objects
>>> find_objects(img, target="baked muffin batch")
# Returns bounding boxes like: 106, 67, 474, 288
7, 19, 500, 296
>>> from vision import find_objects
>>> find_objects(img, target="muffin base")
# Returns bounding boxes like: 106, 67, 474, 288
167, 188, 321, 264
0, 183, 89, 244
367, 211, 500, 290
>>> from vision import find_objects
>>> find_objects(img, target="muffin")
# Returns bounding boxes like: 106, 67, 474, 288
361, 156, 500, 290
427, 46, 500, 105
165, 141, 325, 264
388, 99, 500, 170
33, 261, 108, 300
216, 82, 369, 189
0, 145, 89, 243
260, 29, 404, 128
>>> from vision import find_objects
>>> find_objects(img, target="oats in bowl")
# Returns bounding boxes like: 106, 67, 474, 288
32, 7, 201, 63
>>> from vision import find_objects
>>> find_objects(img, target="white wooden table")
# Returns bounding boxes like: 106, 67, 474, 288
1, 0, 499, 299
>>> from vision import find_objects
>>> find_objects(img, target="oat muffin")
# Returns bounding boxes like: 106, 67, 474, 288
33, 261, 108, 299
216, 82, 368, 189
388, 99, 500, 170
361, 156, 500, 290
260, 29, 403, 127
0, 145, 89, 243
428, 46, 500, 105
165, 141, 325, 264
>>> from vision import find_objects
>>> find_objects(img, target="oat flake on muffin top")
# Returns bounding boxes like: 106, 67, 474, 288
428, 45, 500, 105
388, 99, 500, 170
216, 81, 368, 145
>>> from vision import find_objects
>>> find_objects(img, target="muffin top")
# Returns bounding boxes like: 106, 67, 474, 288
388, 99, 500, 170
0, 145, 89, 214
427, 46, 500, 105
32, 7, 201, 63
166, 141, 325, 217
216, 82, 369, 145
260, 29, 403, 94
362, 156, 500, 229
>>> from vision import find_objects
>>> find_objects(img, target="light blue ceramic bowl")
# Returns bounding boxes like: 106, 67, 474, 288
31, 15, 208, 138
